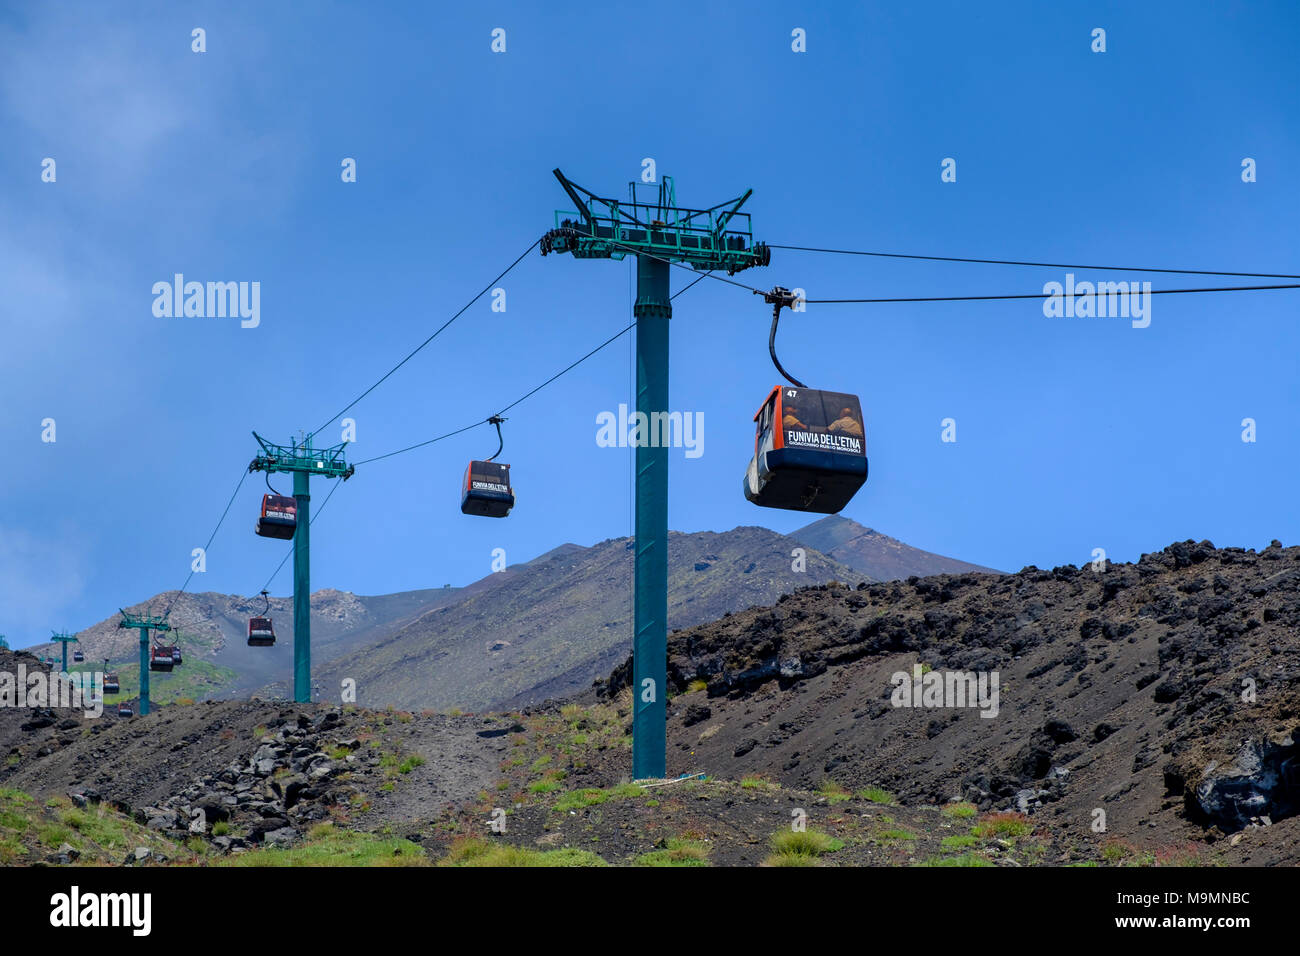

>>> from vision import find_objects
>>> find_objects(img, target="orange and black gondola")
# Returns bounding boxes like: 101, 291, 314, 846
461, 416, 515, 517
103, 671, 121, 695
255, 493, 298, 539
743, 288, 868, 514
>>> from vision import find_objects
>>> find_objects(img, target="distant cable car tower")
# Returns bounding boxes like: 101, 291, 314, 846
542, 169, 769, 778
50, 631, 78, 674
116, 612, 169, 714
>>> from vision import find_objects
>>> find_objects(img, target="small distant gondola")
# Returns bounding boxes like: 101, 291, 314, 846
118, 703, 133, 718
248, 590, 276, 647
72, 649, 84, 664
103, 671, 121, 695
743, 288, 868, 514
461, 416, 515, 518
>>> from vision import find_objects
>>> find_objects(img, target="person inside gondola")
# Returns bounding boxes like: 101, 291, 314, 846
782, 402, 808, 432
828, 406, 863, 438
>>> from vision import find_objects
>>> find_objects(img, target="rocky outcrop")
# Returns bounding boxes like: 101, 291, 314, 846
66, 710, 363, 854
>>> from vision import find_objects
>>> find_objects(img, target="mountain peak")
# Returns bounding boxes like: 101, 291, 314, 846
792, 516, 1000, 580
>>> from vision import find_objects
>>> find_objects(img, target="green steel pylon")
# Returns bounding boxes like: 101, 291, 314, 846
50, 631, 78, 674
249, 432, 353, 703
0, 635, 8, 651
542, 169, 769, 779
117, 612, 169, 714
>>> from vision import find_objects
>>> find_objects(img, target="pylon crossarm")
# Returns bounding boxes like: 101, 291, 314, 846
250, 432, 352, 479
118, 611, 170, 631
542, 168, 768, 274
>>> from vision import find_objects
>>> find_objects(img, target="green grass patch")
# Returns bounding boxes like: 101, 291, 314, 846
770, 829, 843, 857
1101, 841, 1132, 862
941, 801, 978, 819
941, 834, 979, 850
635, 838, 710, 867
817, 779, 852, 804
972, 812, 1032, 839
37, 823, 74, 847
553, 783, 643, 812
876, 828, 917, 842
857, 787, 896, 805
220, 824, 425, 867
554, 788, 608, 812
439, 837, 606, 867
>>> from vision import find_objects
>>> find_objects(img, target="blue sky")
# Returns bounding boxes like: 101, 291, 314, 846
2, 1, 1297, 645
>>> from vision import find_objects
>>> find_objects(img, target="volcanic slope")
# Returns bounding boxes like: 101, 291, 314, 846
316, 526, 865, 712
597, 539, 1300, 863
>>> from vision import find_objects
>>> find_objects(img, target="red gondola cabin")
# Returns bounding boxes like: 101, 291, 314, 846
247, 617, 275, 647
460, 460, 514, 518
743, 386, 868, 514
149, 645, 175, 672
256, 494, 298, 539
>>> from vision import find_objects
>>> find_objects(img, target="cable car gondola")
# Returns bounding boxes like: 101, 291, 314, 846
743, 288, 868, 514
248, 590, 276, 647
255, 481, 298, 539
461, 416, 515, 518
149, 643, 174, 672
172, 646, 183, 666
72, 649, 84, 664
103, 671, 121, 695
118, 703, 133, 718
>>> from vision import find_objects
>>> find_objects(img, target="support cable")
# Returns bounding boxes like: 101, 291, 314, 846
352, 265, 706, 466
768, 243, 1300, 280
597, 235, 1300, 305
312, 237, 541, 436
804, 283, 1300, 304
161, 468, 249, 618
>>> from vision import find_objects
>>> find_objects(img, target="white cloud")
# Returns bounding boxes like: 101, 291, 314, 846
0, 9, 189, 183
0, 523, 89, 641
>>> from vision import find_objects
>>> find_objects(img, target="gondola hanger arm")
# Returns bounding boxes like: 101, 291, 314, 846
485, 416, 507, 462
756, 287, 806, 388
